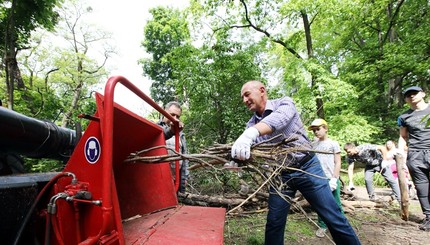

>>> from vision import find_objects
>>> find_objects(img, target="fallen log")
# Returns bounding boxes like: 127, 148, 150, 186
177, 192, 266, 208
342, 200, 388, 209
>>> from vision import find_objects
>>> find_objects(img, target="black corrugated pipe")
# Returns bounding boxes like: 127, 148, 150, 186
0, 107, 76, 161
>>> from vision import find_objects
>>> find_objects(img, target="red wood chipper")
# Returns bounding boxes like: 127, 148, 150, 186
0, 76, 225, 245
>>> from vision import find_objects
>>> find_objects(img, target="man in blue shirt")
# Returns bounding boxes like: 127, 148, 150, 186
231, 80, 360, 245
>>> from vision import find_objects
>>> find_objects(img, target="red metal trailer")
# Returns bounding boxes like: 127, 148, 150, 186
8, 76, 225, 244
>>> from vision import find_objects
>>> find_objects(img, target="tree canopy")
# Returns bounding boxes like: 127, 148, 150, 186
0, 0, 61, 109
139, 0, 429, 151
139, 6, 191, 106
0, 0, 429, 170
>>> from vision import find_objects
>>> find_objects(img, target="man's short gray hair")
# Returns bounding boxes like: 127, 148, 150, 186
165, 101, 182, 111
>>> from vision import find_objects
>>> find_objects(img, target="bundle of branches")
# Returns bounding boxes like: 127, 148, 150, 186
124, 135, 355, 244
125, 135, 329, 214
126, 135, 312, 174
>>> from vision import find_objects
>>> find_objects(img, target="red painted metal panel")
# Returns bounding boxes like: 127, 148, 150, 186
53, 108, 105, 244
39, 76, 225, 244
51, 92, 179, 244
109, 97, 178, 218
123, 206, 226, 244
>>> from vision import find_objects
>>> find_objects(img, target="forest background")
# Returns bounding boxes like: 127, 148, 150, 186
1, 0, 429, 172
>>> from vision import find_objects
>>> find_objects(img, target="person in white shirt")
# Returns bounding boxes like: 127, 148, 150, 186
308, 119, 344, 238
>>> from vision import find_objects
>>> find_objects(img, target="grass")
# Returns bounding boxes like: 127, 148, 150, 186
223, 195, 423, 244
340, 170, 390, 188
195, 165, 421, 244
224, 213, 266, 245
224, 212, 318, 245
284, 215, 315, 243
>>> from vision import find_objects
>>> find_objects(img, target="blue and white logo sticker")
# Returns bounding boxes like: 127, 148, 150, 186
84, 137, 101, 164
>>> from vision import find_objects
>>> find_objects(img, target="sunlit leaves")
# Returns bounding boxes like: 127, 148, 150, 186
140, 6, 190, 105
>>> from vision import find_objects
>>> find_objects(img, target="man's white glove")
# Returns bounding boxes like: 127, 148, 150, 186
381, 160, 390, 169
231, 127, 260, 160
329, 178, 338, 191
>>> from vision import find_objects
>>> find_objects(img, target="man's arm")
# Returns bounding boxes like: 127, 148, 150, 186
158, 120, 184, 140
348, 162, 354, 185
253, 122, 273, 136
398, 127, 409, 153
377, 145, 388, 160
333, 152, 341, 179
231, 122, 272, 160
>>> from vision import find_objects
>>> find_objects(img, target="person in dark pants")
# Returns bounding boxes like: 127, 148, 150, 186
231, 80, 360, 245
398, 86, 430, 231
343, 142, 401, 203
157, 101, 189, 193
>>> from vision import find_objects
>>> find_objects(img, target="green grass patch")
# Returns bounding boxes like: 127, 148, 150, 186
285, 215, 315, 243
340, 167, 389, 188
224, 213, 266, 245
224, 212, 318, 245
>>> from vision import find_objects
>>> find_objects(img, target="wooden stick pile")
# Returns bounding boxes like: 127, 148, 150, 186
125, 134, 313, 173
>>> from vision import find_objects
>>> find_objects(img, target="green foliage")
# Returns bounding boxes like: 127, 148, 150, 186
330, 0, 430, 139
140, 6, 190, 105
1, 0, 63, 108
24, 158, 64, 172
327, 114, 381, 145
0, 0, 60, 49
191, 167, 252, 195
0, 0, 108, 174
168, 42, 261, 150
190, 169, 240, 195
352, 169, 389, 188
190, 0, 430, 150
10, 74, 64, 120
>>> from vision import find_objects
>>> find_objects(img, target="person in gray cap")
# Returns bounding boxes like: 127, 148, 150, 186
397, 85, 430, 231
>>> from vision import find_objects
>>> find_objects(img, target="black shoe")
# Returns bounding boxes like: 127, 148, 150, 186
419, 218, 430, 231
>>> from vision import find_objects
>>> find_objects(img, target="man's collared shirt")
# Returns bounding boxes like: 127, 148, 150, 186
246, 97, 312, 161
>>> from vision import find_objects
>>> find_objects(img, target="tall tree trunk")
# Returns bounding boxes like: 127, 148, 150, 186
386, 2, 403, 107
61, 58, 84, 128
61, 83, 82, 128
4, 0, 25, 110
301, 11, 324, 119
4, 0, 17, 110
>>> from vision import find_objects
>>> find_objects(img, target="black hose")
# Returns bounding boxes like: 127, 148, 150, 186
12, 172, 75, 245
44, 212, 52, 245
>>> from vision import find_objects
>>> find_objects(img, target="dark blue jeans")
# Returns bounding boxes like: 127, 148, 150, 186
265, 156, 360, 245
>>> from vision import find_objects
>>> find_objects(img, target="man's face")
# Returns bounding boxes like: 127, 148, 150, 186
311, 126, 327, 139
404, 91, 425, 104
345, 148, 357, 157
241, 83, 264, 113
163, 105, 181, 124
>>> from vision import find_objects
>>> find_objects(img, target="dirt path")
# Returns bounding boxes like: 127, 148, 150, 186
309, 186, 430, 245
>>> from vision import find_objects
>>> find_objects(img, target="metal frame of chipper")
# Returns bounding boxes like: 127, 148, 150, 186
1, 76, 225, 245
